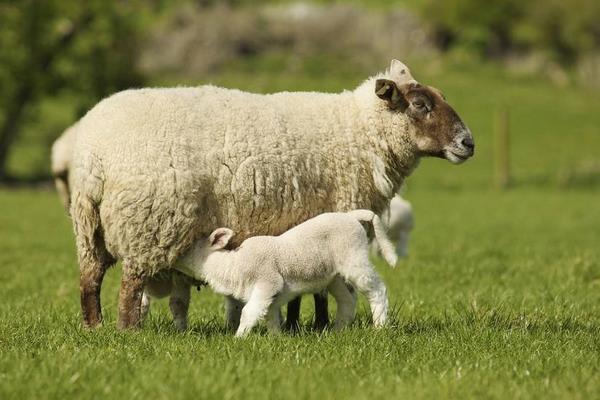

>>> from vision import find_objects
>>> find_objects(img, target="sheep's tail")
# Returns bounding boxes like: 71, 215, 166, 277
347, 209, 398, 267
70, 155, 112, 268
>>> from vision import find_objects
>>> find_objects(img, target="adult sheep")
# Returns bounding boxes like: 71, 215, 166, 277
70, 59, 474, 329
51, 122, 78, 212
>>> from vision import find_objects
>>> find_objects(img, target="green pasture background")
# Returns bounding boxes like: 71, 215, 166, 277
1, 1, 600, 399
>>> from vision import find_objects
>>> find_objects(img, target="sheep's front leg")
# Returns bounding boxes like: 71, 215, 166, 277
284, 297, 301, 332
117, 266, 146, 330
327, 277, 357, 331
169, 277, 191, 331
225, 296, 244, 331
236, 283, 281, 338
313, 291, 329, 331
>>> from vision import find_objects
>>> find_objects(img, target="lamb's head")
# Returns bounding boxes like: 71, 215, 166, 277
191, 228, 234, 263
176, 228, 234, 280
375, 60, 474, 164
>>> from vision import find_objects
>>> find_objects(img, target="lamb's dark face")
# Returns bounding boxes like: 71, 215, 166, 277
375, 67, 475, 164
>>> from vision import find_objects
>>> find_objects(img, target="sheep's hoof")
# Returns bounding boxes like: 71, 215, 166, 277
312, 317, 329, 332
173, 320, 188, 332
283, 320, 301, 334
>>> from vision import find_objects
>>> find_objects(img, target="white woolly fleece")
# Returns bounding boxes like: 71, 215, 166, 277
70, 67, 422, 274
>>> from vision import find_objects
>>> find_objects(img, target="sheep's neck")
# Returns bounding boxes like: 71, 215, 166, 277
353, 79, 421, 195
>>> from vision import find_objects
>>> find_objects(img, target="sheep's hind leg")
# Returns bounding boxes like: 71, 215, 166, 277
79, 258, 110, 328
78, 238, 114, 329
117, 265, 147, 330
169, 274, 191, 331
327, 277, 357, 331
236, 282, 282, 338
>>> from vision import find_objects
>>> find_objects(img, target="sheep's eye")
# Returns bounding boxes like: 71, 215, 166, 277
413, 100, 427, 110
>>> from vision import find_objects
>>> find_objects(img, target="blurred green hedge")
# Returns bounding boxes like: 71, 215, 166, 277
1, 0, 599, 181
421, 0, 600, 64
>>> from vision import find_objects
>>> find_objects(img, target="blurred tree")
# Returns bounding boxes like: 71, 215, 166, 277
0, 1, 147, 181
420, 0, 600, 64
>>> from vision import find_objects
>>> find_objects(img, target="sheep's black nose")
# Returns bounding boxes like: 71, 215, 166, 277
461, 137, 474, 150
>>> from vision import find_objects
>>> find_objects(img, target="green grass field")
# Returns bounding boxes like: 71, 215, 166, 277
1, 62, 599, 399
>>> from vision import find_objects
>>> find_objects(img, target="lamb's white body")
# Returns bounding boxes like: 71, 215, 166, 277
176, 210, 397, 337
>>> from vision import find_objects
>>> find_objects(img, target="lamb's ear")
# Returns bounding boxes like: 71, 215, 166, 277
209, 228, 234, 250
375, 79, 409, 111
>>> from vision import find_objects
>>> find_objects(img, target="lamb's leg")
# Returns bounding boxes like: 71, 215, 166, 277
266, 304, 283, 334
225, 296, 244, 331
169, 276, 191, 331
117, 266, 147, 330
327, 277, 357, 331
347, 264, 388, 327
236, 283, 281, 338
313, 291, 329, 331
284, 297, 301, 332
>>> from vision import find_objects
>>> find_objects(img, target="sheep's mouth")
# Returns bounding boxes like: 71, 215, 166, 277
444, 148, 472, 164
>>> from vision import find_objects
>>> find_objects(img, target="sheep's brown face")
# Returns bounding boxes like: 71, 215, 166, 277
376, 79, 475, 164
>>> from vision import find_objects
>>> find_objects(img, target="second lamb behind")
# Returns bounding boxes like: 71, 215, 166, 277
175, 210, 398, 337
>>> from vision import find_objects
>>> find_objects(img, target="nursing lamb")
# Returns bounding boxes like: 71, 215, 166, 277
70, 59, 474, 329
176, 210, 398, 337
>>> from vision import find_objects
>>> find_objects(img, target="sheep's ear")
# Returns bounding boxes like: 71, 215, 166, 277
375, 79, 408, 112
389, 59, 416, 84
209, 228, 234, 250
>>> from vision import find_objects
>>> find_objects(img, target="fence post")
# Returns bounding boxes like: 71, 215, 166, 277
494, 106, 510, 189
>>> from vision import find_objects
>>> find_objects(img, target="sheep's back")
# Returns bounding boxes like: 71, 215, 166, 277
72, 86, 382, 271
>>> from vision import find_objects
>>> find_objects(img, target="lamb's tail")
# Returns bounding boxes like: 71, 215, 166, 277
347, 209, 398, 267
